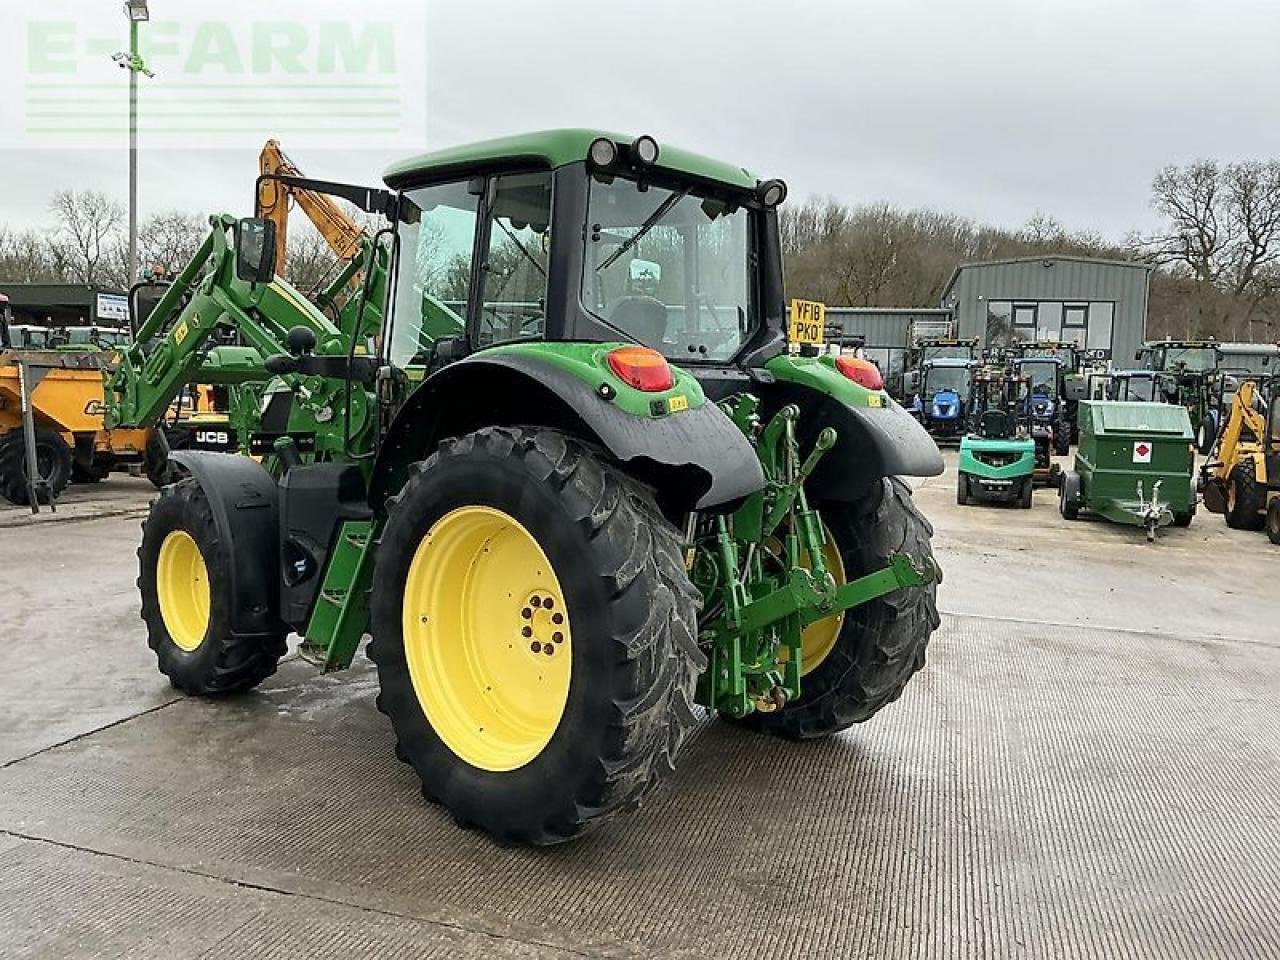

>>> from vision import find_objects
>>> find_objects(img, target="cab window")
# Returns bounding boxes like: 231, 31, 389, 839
391, 179, 479, 368
476, 172, 552, 347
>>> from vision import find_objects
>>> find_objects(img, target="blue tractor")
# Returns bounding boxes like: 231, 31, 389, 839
911, 358, 976, 441
1014, 356, 1071, 456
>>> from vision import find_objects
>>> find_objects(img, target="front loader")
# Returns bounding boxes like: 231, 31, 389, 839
111, 130, 945, 844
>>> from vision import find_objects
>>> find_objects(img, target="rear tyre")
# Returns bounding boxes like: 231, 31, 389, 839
137, 478, 287, 694
0, 428, 72, 505
1266, 499, 1280, 545
1197, 414, 1217, 455
368, 426, 703, 845
956, 471, 969, 506
1224, 461, 1266, 531
1053, 423, 1071, 456
730, 477, 940, 740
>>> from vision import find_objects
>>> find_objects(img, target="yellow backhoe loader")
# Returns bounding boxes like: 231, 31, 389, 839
1199, 376, 1280, 543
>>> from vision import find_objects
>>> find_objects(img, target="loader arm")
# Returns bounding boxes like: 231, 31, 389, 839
104, 214, 342, 430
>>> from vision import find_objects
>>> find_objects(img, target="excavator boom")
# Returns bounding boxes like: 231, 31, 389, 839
258, 139, 367, 274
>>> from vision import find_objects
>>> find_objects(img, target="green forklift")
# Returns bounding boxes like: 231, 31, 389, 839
956, 365, 1035, 508
105, 130, 945, 845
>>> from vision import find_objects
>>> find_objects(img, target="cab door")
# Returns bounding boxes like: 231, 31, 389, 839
1266, 387, 1280, 487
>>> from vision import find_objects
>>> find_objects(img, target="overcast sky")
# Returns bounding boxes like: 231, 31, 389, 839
3, 0, 1279, 242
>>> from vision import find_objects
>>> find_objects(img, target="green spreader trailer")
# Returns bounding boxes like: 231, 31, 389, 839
1059, 401, 1196, 540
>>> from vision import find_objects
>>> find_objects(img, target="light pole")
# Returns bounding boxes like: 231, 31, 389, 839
119, 0, 152, 283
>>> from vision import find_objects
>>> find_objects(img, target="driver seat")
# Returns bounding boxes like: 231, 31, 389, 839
609, 297, 668, 350
978, 409, 1014, 440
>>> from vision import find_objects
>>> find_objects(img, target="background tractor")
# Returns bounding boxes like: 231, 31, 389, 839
956, 365, 1035, 508
1199, 375, 1280, 542
910, 357, 977, 441
108, 130, 945, 845
1013, 355, 1071, 456
1136, 339, 1221, 453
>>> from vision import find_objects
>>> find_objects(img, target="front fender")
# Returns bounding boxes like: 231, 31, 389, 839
168, 450, 282, 641
370, 349, 764, 512
762, 354, 943, 499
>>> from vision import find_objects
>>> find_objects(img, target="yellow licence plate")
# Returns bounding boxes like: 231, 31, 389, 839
789, 299, 826, 345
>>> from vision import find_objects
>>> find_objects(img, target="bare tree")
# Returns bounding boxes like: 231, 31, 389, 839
139, 210, 207, 279
1129, 159, 1280, 338
48, 190, 124, 285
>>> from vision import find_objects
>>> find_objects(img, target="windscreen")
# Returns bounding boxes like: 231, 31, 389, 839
925, 365, 970, 398
582, 175, 754, 361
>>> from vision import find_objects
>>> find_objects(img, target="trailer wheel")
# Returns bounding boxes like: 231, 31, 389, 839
368, 426, 703, 845
730, 477, 940, 740
0, 428, 72, 505
137, 478, 287, 694
1059, 471, 1081, 521
1224, 460, 1266, 531
956, 472, 969, 506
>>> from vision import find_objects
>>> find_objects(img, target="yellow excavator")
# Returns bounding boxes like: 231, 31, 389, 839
256, 138, 366, 276
1199, 376, 1280, 543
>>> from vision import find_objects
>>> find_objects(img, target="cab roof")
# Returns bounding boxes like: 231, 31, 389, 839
384, 128, 758, 191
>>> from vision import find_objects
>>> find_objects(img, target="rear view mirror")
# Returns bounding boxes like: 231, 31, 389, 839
235, 218, 277, 283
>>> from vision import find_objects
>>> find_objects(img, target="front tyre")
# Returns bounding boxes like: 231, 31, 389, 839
733, 477, 941, 740
1225, 461, 1265, 531
137, 479, 287, 694
368, 427, 703, 845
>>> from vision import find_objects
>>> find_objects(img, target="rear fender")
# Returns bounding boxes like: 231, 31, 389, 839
759, 355, 943, 500
169, 451, 282, 640
370, 351, 764, 514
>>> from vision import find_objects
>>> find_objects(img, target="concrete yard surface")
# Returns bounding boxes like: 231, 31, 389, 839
1, 459, 1278, 959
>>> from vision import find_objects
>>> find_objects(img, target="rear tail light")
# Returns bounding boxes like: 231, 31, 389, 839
835, 356, 884, 391
607, 346, 674, 392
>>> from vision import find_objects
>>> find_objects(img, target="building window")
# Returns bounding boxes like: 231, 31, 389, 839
1086, 302, 1114, 352
986, 300, 1012, 346
1036, 301, 1063, 340
983, 299, 1115, 355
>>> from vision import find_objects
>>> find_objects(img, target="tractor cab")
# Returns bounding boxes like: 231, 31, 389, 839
910, 357, 976, 441
1138, 339, 1220, 375
1105, 370, 1161, 403
1136, 340, 1221, 452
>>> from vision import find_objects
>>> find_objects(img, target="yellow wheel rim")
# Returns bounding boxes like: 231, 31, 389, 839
402, 506, 572, 772
156, 530, 211, 653
796, 529, 847, 676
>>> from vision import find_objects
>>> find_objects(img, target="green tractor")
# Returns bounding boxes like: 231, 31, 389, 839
956, 366, 1035, 508
107, 131, 944, 844
1136, 339, 1221, 453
